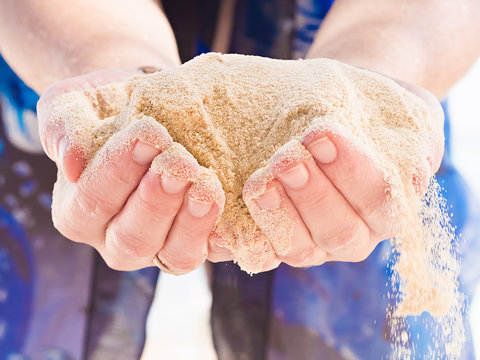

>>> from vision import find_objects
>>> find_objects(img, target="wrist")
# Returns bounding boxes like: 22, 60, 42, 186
306, 41, 435, 97
33, 44, 179, 94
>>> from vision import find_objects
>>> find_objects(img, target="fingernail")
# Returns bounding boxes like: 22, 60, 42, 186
256, 187, 281, 210
276, 163, 309, 189
307, 137, 337, 164
133, 141, 160, 165
58, 137, 68, 171
161, 175, 189, 194
187, 197, 213, 218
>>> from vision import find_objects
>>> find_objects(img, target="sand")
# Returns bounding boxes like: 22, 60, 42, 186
51, 53, 464, 357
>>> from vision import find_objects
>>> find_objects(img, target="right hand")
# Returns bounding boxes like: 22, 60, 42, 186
37, 69, 232, 273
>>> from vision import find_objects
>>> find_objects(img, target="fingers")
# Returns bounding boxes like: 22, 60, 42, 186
155, 169, 225, 274
243, 145, 327, 267
52, 118, 172, 244
54, 126, 227, 273
246, 120, 436, 267
36, 107, 86, 183
268, 141, 374, 262
243, 137, 381, 266
255, 180, 328, 266
58, 136, 88, 183
302, 128, 396, 238
102, 144, 200, 270
37, 69, 136, 182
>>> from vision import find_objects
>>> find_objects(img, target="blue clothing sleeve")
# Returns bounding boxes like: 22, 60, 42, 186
0, 56, 43, 154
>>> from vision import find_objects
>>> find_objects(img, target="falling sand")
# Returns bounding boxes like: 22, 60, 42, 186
51, 53, 464, 357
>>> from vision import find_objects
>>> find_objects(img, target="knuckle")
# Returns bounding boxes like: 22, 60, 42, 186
52, 217, 78, 241
52, 202, 89, 244
107, 163, 138, 189
106, 224, 159, 259
358, 196, 385, 223
335, 161, 362, 189
74, 184, 118, 219
176, 216, 217, 241
317, 220, 361, 253
295, 184, 331, 212
52, 214, 77, 241
137, 182, 180, 217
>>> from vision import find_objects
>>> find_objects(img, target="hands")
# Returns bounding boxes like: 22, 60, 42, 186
38, 69, 444, 274
38, 69, 231, 273
243, 79, 444, 268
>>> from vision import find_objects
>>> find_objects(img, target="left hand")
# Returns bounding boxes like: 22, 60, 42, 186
242, 79, 444, 269
38, 69, 230, 274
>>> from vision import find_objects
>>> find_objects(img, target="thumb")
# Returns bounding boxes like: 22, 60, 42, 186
36, 69, 135, 182
37, 90, 87, 183
57, 136, 87, 183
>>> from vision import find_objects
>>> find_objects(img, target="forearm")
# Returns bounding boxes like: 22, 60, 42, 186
307, 0, 480, 98
0, 0, 180, 93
